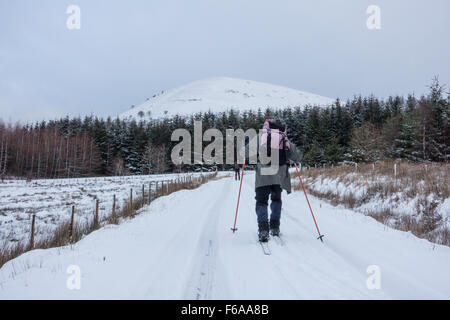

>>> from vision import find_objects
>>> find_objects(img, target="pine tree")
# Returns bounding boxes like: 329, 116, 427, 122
324, 137, 343, 165
428, 77, 448, 161
302, 143, 323, 167
394, 116, 415, 160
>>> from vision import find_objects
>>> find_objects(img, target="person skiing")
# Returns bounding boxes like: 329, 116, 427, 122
244, 119, 302, 242
234, 165, 240, 181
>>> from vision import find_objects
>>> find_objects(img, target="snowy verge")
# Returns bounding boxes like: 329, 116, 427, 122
293, 162, 449, 246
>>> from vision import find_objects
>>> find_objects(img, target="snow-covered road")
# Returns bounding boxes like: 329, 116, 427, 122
1, 173, 449, 299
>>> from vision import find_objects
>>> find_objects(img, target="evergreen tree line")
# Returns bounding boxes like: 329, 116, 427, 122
0, 78, 448, 179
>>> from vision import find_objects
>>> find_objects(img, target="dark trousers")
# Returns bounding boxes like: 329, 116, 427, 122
235, 171, 240, 180
255, 185, 282, 223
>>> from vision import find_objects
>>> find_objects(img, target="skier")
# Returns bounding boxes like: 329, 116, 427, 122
234, 165, 240, 181
244, 119, 302, 242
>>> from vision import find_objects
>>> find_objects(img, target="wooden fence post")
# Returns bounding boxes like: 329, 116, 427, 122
130, 188, 133, 215
149, 182, 152, 204
112, 194, 116, 222
69, 205, 75, 242
29, 214, 36, 250
142, 184, 145, 206
94, 199, 99, 228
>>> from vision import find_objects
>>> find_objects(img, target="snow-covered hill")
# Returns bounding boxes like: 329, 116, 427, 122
120, 77, 335, 120
1, 173, 449, 299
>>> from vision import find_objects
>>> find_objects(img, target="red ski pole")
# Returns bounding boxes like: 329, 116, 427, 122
231, 160, 246, 233
294, 163, 324, 242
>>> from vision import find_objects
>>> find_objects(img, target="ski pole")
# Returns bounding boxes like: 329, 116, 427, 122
294, 163, 324, 242
231, 160, 246, 233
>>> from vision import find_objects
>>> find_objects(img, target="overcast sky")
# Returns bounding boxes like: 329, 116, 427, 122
0, 0, 449, 123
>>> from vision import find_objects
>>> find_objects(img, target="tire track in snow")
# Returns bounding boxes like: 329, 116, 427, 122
236, 175, 310, 298
183, 179, 233, 299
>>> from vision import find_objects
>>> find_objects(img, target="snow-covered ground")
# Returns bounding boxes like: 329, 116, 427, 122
0, 172, 217, 246
119, 77, 335, 120
1, 172, 449, 299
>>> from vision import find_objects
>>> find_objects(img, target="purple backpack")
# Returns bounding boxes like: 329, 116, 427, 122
260, 120, 291, 151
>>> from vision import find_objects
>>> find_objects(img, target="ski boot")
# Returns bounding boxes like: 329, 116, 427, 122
270, 220, 280, 237
258, 221, 269, 242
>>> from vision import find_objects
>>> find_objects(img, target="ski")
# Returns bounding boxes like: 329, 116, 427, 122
260, 241, 271, 255
272, 235, 285, 246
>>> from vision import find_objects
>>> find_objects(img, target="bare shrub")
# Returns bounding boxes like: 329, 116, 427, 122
366, 208, 395, 225
343, 193, 357, 209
